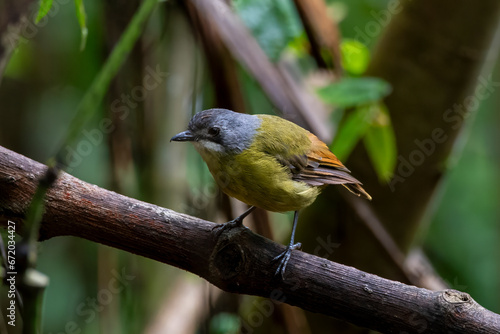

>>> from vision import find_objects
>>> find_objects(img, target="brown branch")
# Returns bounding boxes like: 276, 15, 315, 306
175, 6, 308, 329
184, 0, 246, 113
184, 0, 420, 285
292, 0, 343, 77
298, 0, 500, 305
185, 0, 332, 140
1, 145, 499, 333
342, 194, 448, 291
342, 193, 418, 284
350, 0, 500, 251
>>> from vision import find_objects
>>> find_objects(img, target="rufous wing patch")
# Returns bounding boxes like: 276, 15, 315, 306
306, 133, 349, 172
294, 133, 372, 200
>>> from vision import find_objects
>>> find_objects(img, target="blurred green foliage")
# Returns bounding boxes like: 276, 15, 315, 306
74, 0, 89, 50
35, 0, 55, 23
209, 313, 240, 334
233, 0, 303, 61
340, 38, 370, 75
424, 90, 500, 312
363, 103, 396, 181
318, 76, 395, 181
36, 0, 88, 50
317, 77, 391, 108
330, 104, 375, 160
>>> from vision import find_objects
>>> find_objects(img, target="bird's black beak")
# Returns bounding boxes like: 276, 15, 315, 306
170, 130, 195, 142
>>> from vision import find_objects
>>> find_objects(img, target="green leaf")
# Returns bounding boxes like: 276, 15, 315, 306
35, 0, 54, 23
74, 0, 88, 50
340, 39, 370, 75
363, 103, 397, 181
330, 104, 377, 160
234, 0, 303, 60
317, 77, 392, 108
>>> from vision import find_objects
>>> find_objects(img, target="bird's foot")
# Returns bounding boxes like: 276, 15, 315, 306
212, 217, 247, 237
212, 206, 255, 237
272, 242, 302, 279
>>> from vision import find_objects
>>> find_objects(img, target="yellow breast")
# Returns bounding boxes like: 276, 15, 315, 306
196, 137, 320, 212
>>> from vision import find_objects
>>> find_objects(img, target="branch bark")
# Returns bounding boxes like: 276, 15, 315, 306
300, 0, 500, 303
1, 145, 499, 333
181, 0, 455, 294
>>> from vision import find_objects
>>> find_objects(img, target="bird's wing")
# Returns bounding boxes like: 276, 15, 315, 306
294, 133, 372, 200
305, 133, 350, 172
255, 115, 371, 199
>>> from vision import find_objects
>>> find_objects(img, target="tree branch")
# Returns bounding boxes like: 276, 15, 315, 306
1, 145, 499, 333
183, 0, 435, 290
185, 0, 332, 141
292, 0, 343, 76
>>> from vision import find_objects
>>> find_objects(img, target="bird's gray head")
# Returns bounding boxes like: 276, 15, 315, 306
171, 109, 261, 154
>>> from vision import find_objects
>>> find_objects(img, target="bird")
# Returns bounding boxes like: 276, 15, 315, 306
171, 108, 371, 278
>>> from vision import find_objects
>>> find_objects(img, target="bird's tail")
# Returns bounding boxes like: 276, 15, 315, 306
343, 183, 372, 200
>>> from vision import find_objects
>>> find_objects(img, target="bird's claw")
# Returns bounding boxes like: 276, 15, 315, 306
272, 242, 301, 279
211, 218, 246, 237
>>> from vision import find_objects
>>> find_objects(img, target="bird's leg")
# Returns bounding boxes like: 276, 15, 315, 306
272, 211, 301, 279
212, 206, 256, 236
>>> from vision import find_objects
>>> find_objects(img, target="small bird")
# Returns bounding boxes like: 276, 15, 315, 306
171, 108, 371, 278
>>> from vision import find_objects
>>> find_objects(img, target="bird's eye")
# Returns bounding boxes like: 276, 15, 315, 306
208, 127, 220, 136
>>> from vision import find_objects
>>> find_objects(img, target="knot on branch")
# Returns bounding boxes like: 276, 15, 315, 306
442, 289, 472, 304
212, 241, 246, 279
438, 289, 477, 316
209, 227, 251, 284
